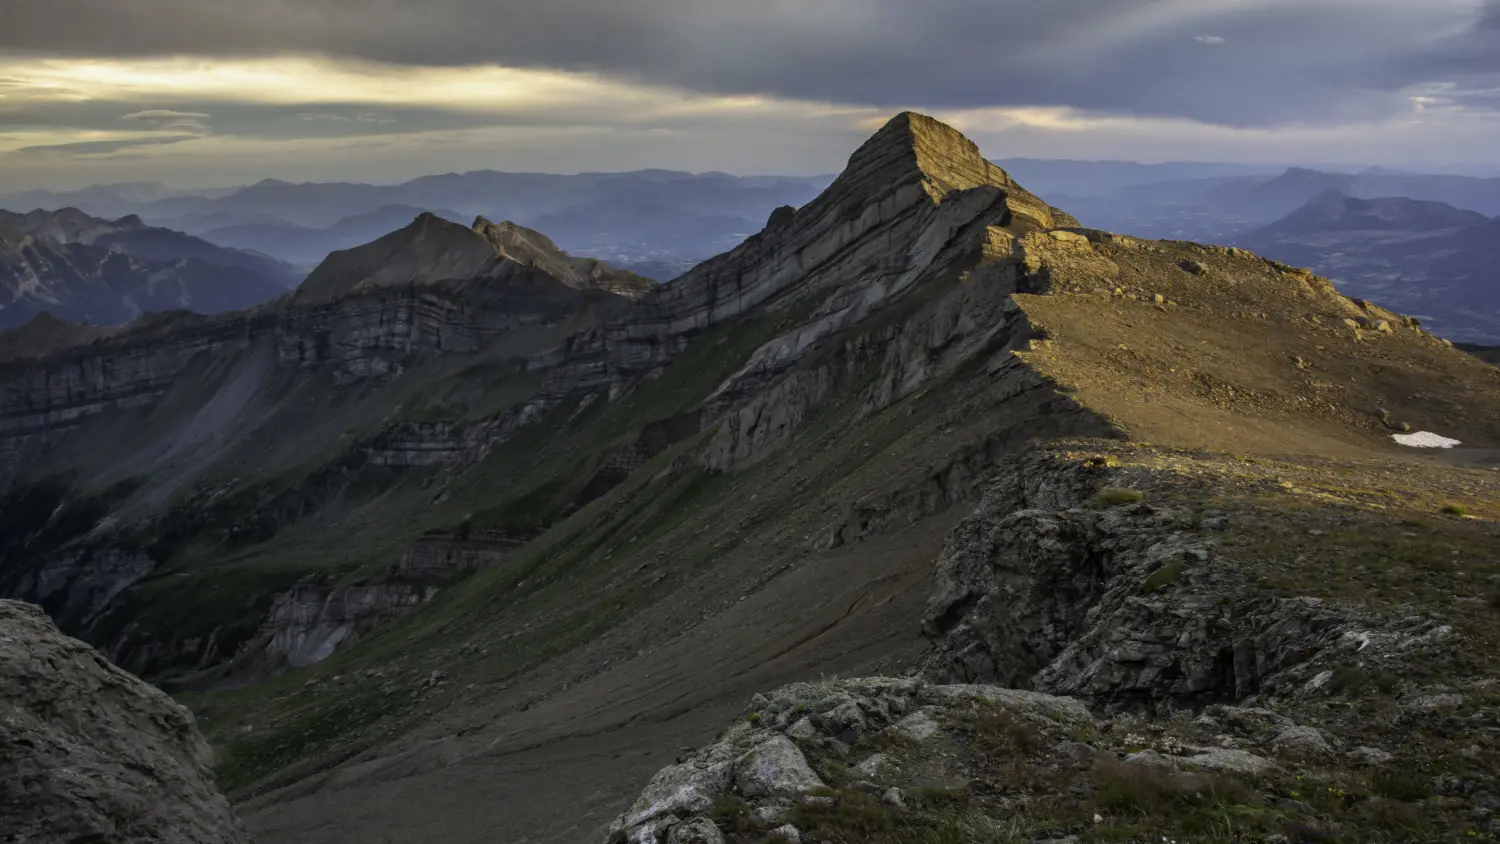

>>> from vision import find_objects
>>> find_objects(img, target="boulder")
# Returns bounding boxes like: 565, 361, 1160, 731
1271, 725, 1334, 756
892, 709, 942, 742
607, 759, 733, 834
735, 736, 825, 799
1175, 747, 1276, 776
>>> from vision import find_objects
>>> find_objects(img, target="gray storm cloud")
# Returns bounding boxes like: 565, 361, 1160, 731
0, 0, 1494, 125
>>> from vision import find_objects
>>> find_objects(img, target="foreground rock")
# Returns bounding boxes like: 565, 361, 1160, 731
603, 669, 1495, 843
0, 600, 249, 844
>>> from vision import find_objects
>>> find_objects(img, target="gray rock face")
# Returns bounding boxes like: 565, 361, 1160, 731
545, 112, 1076, 408
255, 583, 436, 667
0, 599, 249, 844
734, 735, 825, 799
0, 310, 271, 486
604, 750, 734, 838
395, 531, 525, 579
1272, 724, 1335, 756
665, 817, 725, 844
920, 453, 1456, 712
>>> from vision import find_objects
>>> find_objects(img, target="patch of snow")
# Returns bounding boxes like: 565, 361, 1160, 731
1392, 431, 1461, 448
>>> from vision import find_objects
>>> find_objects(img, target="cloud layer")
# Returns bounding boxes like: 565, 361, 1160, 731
1, 1, 1498, 188
2, 0, 1495, 124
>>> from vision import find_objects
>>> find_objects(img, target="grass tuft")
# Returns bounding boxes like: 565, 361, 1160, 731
1094, 487, 1146, 508
789, 789, 897, 841
1142, 560, 1185, 593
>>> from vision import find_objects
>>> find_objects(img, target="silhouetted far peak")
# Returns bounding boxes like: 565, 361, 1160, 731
1252, 188, 1492, 238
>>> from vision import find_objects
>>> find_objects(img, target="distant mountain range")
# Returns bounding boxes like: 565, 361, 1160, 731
992, 159, 1286, 197
8, 160, 1500, 338
1, 170, 833, 280
1239, 190, 1500, 343
1030, 163, 1500, 245
0, 208, 300, 330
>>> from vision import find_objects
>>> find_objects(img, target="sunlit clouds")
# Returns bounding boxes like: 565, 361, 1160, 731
0, 0, 1498, 189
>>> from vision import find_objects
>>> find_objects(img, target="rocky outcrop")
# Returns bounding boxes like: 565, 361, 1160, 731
395, 531, 525, 579
920, 453, 1455, 713
602, 677, 1095, 844
366, 421, 467, 466
605, 664, 1500, 844
0, 599, 249, 843
256, 583, 436, 668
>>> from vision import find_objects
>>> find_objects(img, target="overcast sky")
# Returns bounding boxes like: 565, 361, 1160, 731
2, 0, 1499, 189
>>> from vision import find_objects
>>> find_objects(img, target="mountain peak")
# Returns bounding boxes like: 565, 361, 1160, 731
829, 112, 1071, 232
844, 112, 997, 195
294, 214, 653, 305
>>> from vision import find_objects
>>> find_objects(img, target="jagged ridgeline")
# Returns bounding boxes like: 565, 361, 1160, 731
2, 113, 1499, 841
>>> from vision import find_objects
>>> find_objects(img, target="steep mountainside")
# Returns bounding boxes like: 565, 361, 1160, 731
1240, 192, 1500, 343
294, 215, 655, 305
2, 113, 1498, 844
